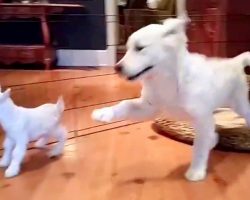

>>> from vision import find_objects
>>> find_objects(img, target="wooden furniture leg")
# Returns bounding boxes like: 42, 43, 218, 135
41, 13, 51, 70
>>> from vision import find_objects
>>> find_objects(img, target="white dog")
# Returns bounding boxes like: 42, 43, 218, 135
0, 87, 66, 178
92, 17, 250, 181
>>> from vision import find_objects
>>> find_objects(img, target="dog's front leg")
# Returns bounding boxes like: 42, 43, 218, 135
0, 137, 15, 168
185, 115, 218, 181
5, 137, 28, 178
92, 98, 157, 123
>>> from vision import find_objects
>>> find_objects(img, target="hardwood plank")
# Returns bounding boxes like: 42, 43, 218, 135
0, 68, 114, 87
8, 74, 140, 110
1, 122, 250, 200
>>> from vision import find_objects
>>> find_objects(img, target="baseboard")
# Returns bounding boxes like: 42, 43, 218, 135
57, 46, 116, 67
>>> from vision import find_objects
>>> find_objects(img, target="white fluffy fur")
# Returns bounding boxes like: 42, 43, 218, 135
0, 87, 66, 178
92, 17, 250, 181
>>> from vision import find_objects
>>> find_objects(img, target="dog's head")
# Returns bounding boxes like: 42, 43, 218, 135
115, 17, 189, 81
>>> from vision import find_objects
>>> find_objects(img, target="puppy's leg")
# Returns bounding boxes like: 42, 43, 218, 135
92, 98, 157, 123
48, 125, 66, 158
185, 115, 217, 181
230, 87, 250, 126
0, 138, 15, 168
34, 136, 49, 149
5, 137, 28, 178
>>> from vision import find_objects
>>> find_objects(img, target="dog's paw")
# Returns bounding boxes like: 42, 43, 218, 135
91, 107, 115, 123
0, 158, 10, 168
5, 165, 20, 178
185, 167, 206, 182
210, 132, 219, 149
34, 138, 48, 149
48, 149, 62, 158
48, 147, 63, 158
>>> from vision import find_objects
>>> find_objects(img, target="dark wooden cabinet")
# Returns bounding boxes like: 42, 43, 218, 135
187, 0, 250, 57
118, 0, 250, 61
0, 3, 84, 69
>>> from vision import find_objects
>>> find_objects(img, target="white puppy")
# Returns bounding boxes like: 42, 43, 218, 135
92, 17, 250, 181
0, 87, 66, 178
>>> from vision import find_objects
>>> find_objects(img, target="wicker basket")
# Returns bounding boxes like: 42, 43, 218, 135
154, 108, 250, 152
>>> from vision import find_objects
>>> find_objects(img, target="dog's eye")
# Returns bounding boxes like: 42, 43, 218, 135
166, 29, 177, 35
135, 45, 144, 52
163, 29, 177, 37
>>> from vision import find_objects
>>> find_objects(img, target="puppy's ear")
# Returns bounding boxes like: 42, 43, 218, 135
0, 88, 11, 102
2, 88, 11, 99
162, 18, 189, 37
0, 85, 2, 92
178, 15, 191, 25
176, 0, 190, 23
163, 17, 190, 26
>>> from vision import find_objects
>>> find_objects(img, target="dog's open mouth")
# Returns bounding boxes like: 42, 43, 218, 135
127, 66, 154, 81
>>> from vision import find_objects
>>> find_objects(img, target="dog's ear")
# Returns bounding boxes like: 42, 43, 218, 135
162, 17, 189, 35
0, 85, 2, 92
2, 88, 11, 99
177, 15, 191, 25
0, 88, 11, 102
176, 0, 190, 23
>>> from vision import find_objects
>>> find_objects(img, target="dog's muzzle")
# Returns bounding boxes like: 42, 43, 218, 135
114, 63, 154, 81
127, 66, 154, 81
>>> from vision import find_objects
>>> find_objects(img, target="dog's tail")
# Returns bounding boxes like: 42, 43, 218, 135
235, 51, 250, 67
56, 96, 65, 114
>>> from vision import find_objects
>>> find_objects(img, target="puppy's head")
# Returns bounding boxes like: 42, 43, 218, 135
115, 17, 188, 81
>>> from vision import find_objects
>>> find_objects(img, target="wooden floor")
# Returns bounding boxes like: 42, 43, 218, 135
0, 68, 250, 200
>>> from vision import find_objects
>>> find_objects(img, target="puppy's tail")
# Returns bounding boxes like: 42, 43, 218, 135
56, 96, 65, 114
235, 51, 250, 67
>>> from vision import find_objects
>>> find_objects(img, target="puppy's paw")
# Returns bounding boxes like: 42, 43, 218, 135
92, 107, 115, 123
0, 158, 10, 168
34, 138, 48, 149
48, 148, 63, 158
210, 132, 219, 149
185, 167, 206, 182
5, 165, 20, 178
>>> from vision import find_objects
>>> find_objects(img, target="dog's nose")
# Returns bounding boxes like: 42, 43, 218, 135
114, 63, 123, 73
